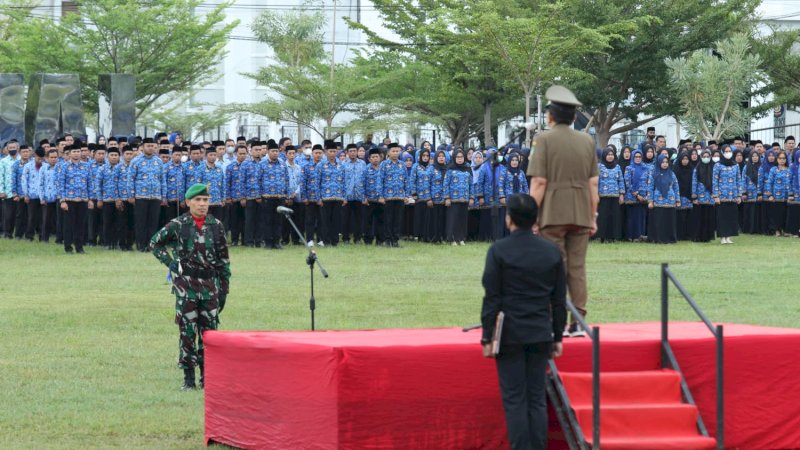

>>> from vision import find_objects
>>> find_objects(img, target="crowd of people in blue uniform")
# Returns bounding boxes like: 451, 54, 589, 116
595, 134, 800, 244
0, 133, 532, 253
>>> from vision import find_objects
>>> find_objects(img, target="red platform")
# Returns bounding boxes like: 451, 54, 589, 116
204, 322, 800, 449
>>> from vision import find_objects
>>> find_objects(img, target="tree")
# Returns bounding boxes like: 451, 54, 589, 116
665, 34, 762, 142
566, 0, 759, 146
752, 27, 800, 110
139, 99, 232, 142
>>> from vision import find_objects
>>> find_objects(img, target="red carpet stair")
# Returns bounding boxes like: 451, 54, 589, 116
559, 369, 717, 449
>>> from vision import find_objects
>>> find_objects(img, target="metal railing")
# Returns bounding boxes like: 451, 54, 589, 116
547, 299, 600, 450
661, 263, 724, 450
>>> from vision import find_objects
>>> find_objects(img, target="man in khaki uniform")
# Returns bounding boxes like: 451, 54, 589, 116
527, 85, 599, 336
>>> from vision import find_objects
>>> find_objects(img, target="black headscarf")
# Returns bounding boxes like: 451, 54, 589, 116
433, 150, 448, 175
696, 149, 714, 192
506, 152, 522, 193
673, 150, 693, 199
745, 152, 761, 185
619, 146, 632, 171
448, 149, 471, 173
601, 147, 617, 169
418, 149, 430, 167
643, 144, 656, 164
733, 149, 745, 170
718, 145, 736, 167
689, 149, 699, 168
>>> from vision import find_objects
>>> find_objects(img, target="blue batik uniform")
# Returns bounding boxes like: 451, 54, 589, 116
162, 162, 185, 202
766, 167, 791, 200
301, 161, 321, 202
362, 164, 382, 202
713, 164, 742, 203
114, 162, 134, 201
225, 160, 247, 201
0, 156, 12, 198
182, 160, 204, 197
431, 168, 447, 204
408, 163, 434, 201
342, 158, 366, 202
131, 154, 163, 200
316, 159, 345, 201
88, 161, 104, 200
740, 168, 760, 203
790, 165, 800, 205
648, 172, 680, 206
476, 165, 502, 206
261, 158, 289, 199
199, 163, 225, 205
443, 169, 474, 203
624, 165, 651, 204
39, 162, 58, 203
598, 164, 625, 198
242, 159, 263, 200
692, 169, 715, 205
498, 168, 529, 200
286, 162, 303, 201
95, 163, 119, 202
11, 159, 28, 198
59, 161, 91, 201
379, 159, 408, 200
21, 161, 44, 200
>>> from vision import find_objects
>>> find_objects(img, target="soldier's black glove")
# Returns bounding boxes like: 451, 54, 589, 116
218, 292, 227, 313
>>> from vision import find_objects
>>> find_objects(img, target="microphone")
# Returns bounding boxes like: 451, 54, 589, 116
277, 206, 294, 215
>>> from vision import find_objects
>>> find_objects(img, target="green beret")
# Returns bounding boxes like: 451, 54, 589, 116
185, 183, 209, 200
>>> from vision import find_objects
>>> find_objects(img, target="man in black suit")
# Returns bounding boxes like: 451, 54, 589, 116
481, 193, 567, 450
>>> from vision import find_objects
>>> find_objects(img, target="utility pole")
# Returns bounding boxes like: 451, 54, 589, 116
328, 0, 337, 140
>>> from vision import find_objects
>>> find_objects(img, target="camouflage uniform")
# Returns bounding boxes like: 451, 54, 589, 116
150, 213, 231, 370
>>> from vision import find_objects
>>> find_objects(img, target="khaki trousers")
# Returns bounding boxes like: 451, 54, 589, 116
540, 225, 589, 321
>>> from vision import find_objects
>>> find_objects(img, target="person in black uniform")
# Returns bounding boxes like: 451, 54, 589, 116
480, 193, 567, 450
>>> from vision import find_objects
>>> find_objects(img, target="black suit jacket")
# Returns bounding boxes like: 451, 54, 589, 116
481, 229, 567, 344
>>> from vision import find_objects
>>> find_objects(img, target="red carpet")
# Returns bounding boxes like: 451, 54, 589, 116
204, 322, 800, 449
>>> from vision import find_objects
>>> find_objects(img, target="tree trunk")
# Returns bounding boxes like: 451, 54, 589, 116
483, 100, 494, 147
596, 127, 610, 148
447, 119, 469, 148
524, 88, 531, 146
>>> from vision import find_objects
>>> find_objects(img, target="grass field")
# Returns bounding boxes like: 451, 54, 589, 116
2, 235, 799, 449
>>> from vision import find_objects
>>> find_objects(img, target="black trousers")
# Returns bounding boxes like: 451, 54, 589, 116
413, 202, 430, 241
164, 201, 181, 224
262, 198, 284, 246
229, 200, 245, 244
102, 202, 120, 248
446, 202, 468, 242
209, 205, 223, 222
14, 200, 27, 238
55, 201, 63, 242
63, 201, 88, 251
118, 202, 135, 250
304, 202, 321, 243
87, 204, 102, 245
25, 200, 42, 240
364, 201, 384, 244
430, 204, 447, 243
134, 199, 161, 250
320, 200, 342, 245
244, 199, 261, 245
3, 198, 17, 237
342, 201, 364, 243
41, 202, 56, 242
383, 200, 404, 244
496, 342, 551, 450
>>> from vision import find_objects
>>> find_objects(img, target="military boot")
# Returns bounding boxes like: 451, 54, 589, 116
181, 367, 197, 391
199, 363, 205, 389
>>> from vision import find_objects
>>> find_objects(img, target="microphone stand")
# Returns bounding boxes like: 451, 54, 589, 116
281, 209, 329, 331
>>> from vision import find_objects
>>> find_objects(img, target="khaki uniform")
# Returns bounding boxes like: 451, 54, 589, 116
527, 123, 597, 317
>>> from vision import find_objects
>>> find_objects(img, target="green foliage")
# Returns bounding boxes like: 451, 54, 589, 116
252, 4, 326, 68
666, 34, 762, 141
139, 99, 232, 141
0, 0, 237, 118
566, 0, 759, 145
752, 27, 800, 110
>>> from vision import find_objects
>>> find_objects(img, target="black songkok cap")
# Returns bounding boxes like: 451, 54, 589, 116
369, 148, 382, 156
142, 137, 155, 144
236, 136, 247, 142
325, 140, 337, 150
95, 145, 106, 151
285, 145, 296, 152
388, 142, 402, 150
267, 141, 280, 150
190, 144, 202, 151
118, 137, 128, 143
346, 143, 357, 150
159, 139, 170, 145
159, 148, 170, 155
312, 144, 323, 151
106, 147, 119, 155
88, 143, 97, 151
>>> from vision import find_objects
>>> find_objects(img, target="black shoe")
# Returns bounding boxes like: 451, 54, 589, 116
391, 241, 400, 248
273, 243, 283, 250
76, 248, 85, 254
181, 367, 197, 391
64, 247, 73, 254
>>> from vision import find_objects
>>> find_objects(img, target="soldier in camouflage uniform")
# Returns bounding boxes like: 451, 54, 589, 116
150, 183, 231, 390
